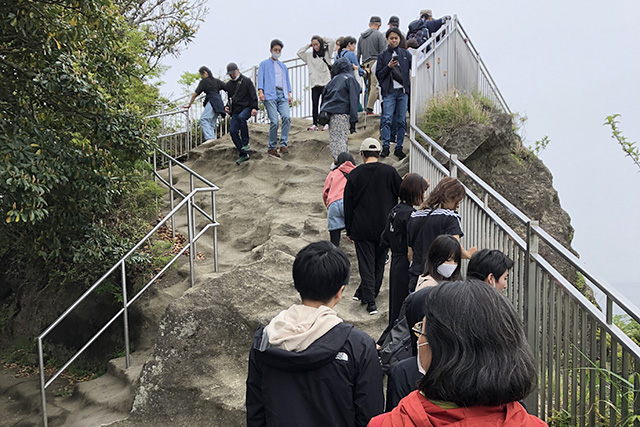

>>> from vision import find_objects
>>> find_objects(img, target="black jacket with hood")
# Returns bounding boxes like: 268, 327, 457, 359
246, 322, 384, 427
320, 58, 360, 125
376, 46, 412, 98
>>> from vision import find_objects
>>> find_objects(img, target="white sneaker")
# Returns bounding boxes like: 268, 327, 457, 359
307, 125, 318, 131
322, 124, 329, 131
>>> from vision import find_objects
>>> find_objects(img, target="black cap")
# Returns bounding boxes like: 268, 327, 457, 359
388, 15, 400, 25
370, 15, 381, 23
226, 62, 238, 75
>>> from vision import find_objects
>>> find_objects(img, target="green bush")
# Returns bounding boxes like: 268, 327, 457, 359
420, 91, 493, 141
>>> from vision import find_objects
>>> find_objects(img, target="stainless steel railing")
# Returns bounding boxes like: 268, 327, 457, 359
37, 149, 219, 427
409, 17, 640, 423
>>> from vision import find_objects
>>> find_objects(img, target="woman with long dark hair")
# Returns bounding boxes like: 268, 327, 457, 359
407, 177, 477, 290
369, 279, 547, 427
298, 35, 335, 131
184, 66, 226, 143
414, 234, 462, 291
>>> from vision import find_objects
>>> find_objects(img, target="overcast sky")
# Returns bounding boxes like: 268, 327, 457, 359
157, 0, 640, 308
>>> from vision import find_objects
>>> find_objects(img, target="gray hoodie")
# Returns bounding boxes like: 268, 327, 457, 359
357, 28, 387, 64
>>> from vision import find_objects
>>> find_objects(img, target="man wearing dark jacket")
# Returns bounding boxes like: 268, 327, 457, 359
376, 28, 412, 159
246, 241, 384, 427
225, 62, 259, 165
357, 16, 387, 114
344, 138, 402, 314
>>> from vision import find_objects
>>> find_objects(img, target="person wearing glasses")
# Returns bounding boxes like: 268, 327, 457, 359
370, 279, 547, 426
246, 241, 384, 427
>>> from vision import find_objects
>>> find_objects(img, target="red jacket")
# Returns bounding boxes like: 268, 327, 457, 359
368, 391, 547, 427
323, 161, 356, 208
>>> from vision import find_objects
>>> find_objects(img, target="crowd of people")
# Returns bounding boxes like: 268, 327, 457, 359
185, 9, 452, 166
184, 10, 547, 427
247, 136, 547, 427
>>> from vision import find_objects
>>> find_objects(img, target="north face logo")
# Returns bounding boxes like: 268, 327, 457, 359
335, 352, 349, 362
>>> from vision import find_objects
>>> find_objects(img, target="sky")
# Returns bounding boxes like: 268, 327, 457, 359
156, 0, 640, 309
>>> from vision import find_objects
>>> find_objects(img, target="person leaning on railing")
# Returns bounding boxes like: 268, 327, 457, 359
184, 66, 226, 143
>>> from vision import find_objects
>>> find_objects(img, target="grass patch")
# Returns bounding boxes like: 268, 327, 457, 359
420, 91, 493, 141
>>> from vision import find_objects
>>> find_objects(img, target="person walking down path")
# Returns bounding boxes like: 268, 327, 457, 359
376, 28, 411, 160
184, 66, 226, 143
224, 62, 258, 165
320, 57, 360, 165
297, 35, 335, 131
322, 152, 356, 247
344, 138, 402, 315
258, 39, 292, 158
357, 16, 387, 114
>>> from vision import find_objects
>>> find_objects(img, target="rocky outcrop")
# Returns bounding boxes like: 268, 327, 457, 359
433, 110, 584, 294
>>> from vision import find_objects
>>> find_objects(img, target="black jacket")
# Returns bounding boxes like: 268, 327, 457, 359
320, 58, 360, 125
375, 46, 412, 98
344, 162, 402, 241
225, 74, 259, 116
246, 323, 384, 427
195, 77, 226, 115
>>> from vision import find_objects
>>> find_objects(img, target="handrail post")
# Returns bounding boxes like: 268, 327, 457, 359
449, 154, 458, 178
39, 337, 48, 427
212, 191, 218, 272
189, 174, 197, 258
524, 220, 539, 414
187, 198, 195, 288
121, 261, 131, 368
169, 161, 175, 238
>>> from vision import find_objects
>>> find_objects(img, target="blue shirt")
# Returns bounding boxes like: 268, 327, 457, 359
258, 58, 292, 100
337, 50, 364, 77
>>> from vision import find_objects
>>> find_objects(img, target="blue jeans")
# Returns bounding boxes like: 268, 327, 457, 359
200, 102, 218, 141
230, 107, 252, 157
263, 89, 290, 149
380, 88, 408, 150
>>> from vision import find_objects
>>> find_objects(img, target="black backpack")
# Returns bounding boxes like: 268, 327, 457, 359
377, 316, 412, 375
407, 22, 430, 47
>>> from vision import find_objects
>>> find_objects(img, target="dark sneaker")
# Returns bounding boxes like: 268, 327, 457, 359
366, 108, 374, 115
367, 302, 378, 315
380, 147, 390, 158
236, 155, 249, 165
241, 144, 250, 151
267, 148, 280, 158
280, 146, 289, 154
394, 149, 406, 160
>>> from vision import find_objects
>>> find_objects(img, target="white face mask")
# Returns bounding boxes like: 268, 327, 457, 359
271, 52, 281, 60
436, 262, 458, 278
416, 341, 428, 375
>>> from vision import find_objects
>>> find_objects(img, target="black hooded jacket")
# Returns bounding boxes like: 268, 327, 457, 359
320, 57, 360, 125
246, 322, 384, 427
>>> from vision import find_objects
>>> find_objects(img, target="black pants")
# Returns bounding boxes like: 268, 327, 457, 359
354, 240, 388, 304
378, 252, 410, 344
311, 86, 324, 126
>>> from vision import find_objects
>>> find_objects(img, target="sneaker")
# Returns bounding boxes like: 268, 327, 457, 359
267, 148, 280, 158
380, 147, 390, 158
307, 125, 318, 131
366, 108, 374, 115
352, 290, 361, 302
280, 146, 288, 154
367, 302, 378, 315
322, 124, 329, 131
236, 155, 249, 165
241, 144, 250, 151
330, 162, 337, 170
394, 149, 406, 160
204, 138, 216, 144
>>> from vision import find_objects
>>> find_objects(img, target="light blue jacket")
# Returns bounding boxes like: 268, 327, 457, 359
258, 58, 292, 100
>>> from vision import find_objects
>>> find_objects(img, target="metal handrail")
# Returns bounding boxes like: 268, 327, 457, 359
408, 15, 640, 421
38, 150, 219, 427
